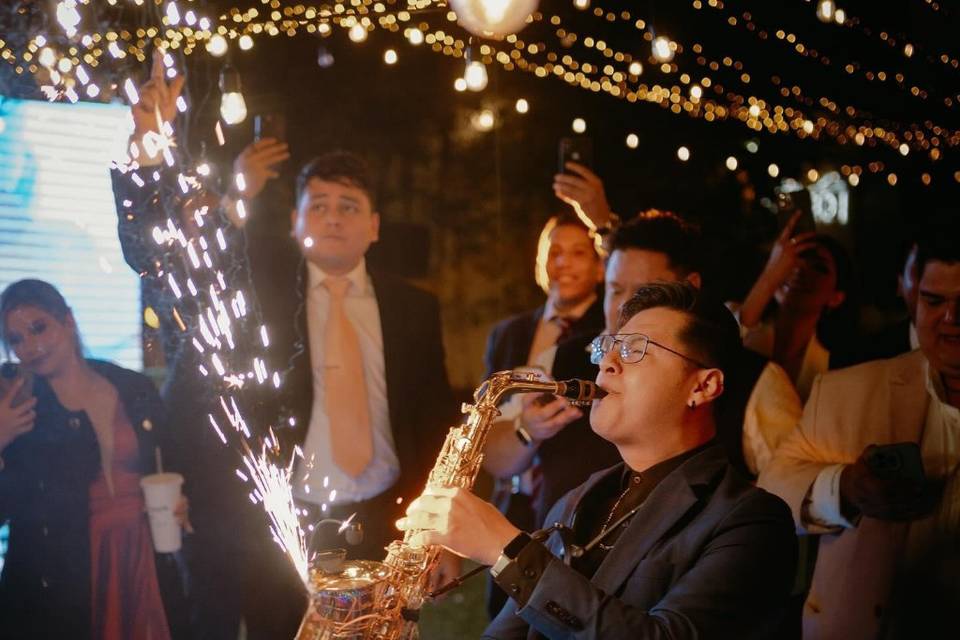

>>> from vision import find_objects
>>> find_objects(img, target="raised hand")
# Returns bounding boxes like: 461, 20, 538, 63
761, 211, 818, 288
131, 48, 186, 141
233, 138, 290, 200
553, 161, 613, 229
0, 378, 37, 453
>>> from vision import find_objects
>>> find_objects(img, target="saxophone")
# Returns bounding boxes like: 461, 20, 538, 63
295, 369, 603, 640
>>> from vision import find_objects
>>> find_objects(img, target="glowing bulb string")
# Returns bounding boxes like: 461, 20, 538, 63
6, 0, 957, 157
693, 0, 955, 109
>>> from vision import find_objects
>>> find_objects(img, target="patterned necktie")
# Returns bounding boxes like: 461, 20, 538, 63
552, 315, 573, 344
322, 277, 373, 478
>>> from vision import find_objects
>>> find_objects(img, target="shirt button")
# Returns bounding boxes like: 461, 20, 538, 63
523, 568, 536, 578
510, 585, 520, 594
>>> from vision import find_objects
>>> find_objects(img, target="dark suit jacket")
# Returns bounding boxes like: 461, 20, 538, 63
0, 361, 188, 639
483, 297, 604, 378
112, 170, 456, 542
484, 445, 798, 639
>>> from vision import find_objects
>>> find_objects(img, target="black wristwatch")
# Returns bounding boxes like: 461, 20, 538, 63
490, 532, 533, 577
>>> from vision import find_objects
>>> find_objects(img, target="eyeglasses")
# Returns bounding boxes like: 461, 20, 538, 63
590, 333, 711, 369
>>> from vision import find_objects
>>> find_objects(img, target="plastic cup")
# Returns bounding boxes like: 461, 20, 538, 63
140, 472, 184, 553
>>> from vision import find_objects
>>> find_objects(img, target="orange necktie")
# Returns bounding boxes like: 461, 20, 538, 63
322, 277, 373, 478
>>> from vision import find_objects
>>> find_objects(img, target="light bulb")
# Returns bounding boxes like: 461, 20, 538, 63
239, 35, 254, 50
725, 156, 738, 171
317, 46, 335, 68
626, 134, 639, 149
689, 84, 702, 100
407, 28, 424, 45
207, 34, 228, 56
384, 49, 398, 64
848, 173, 859, 186
746, 140, 759, 154
768, 163, 780, 178
220, 92, 247, 125
448, 0, 539, 39
652, 36, 674, 63
816, 0, 835, 23
574, 0, 590, 9
464, 60, 488, 91
219, 65, 247, 125
834, 8, 846, 24
807, 169, 819, 182
515, 98, 529, 113
349, 23, 368, 43
471, 109, 495, 131
572, 118, 586, 133
166, 1, 181, 25
677, 146, 690, 162
628, 61, 643, 76
454, 77, 467, 92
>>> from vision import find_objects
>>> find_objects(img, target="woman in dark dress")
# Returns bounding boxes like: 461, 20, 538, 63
0, 279, 189, 639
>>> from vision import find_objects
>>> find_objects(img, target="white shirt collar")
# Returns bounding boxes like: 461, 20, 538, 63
544, 292, 597, 324
307, 257, 370, 296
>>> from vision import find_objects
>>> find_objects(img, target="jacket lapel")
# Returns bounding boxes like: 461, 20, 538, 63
591, 445, 727, 595
887, 350, 929, 443
368, 270, 404, 430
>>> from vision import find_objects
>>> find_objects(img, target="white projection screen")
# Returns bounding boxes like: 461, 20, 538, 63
0, 96, 141, 370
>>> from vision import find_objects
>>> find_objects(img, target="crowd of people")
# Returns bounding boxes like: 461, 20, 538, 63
0, 54, 958, 640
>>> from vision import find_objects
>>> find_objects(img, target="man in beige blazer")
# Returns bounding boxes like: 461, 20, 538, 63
759, 223, 960, 640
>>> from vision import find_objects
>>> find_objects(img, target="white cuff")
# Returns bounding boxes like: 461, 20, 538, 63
806, 464, 856, 529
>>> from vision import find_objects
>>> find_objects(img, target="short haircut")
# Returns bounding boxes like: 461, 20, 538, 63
916, 215, 960, 280
609, 211, 703, 277
618, 281, 741, 376
296, 151, 376, 208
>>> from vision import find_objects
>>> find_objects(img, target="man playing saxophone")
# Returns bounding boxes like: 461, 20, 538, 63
400, 282, 798, 639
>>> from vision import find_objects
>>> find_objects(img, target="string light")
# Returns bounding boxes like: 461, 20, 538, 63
471, 108, 495, 131
816, 0, 836, 23
448, 0, 540, 38
406, 27, 425, 45
652, 36, 675, 62
515, 98, 529, 113
349, 22, 368, 43
219, 64, 247, 125
725, 156, 738, 170
768, 163, 780, 178
207, 34, 228, 57
677, 146, 690, 162
464, 58, 488, 91
384, 49, 398, 65
454, 77, 467, 91
572, 117, 586, 133
628, 61, 643, 76
238, 35, 254, 51
626, 133, 639, 149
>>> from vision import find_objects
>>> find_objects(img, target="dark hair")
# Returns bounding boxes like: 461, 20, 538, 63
609, 211, 703, 277
916, 216, 960, 280
618, 281, 741, 377
810, 235, 858, 357
0, 279, 81, 353
296, 151, 376, 208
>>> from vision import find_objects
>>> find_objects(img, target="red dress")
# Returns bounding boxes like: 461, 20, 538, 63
88, 404, 172, 640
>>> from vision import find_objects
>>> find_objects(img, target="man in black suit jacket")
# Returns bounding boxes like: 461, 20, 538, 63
114, 61, 455, 639
401, 282, 797, 639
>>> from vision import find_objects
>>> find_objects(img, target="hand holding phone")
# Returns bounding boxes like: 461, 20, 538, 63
0, 363, 37, 452
558, 137, 594, 175
839, 442, 934, 522
253, 113, 287, 144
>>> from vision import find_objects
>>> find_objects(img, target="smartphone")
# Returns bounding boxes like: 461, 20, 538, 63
559, 137, 593, 174
0, 362, 34, 407
253, 113, 287, 143
775, 186, 816, 236
865, 442, 925, 485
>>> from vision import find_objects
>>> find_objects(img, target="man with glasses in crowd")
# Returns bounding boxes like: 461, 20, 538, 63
400, 281, 798, 638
